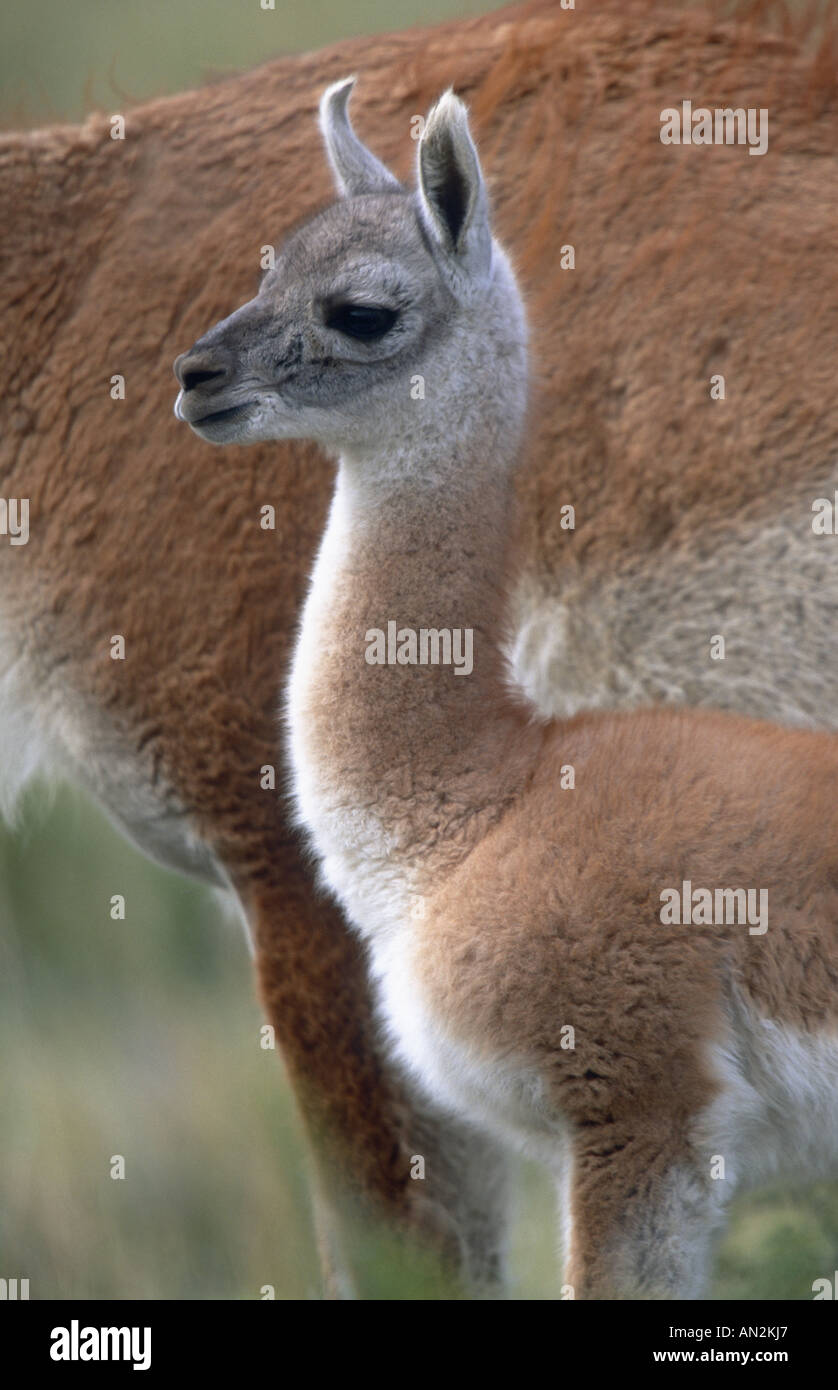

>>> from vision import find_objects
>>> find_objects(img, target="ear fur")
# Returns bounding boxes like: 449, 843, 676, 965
319, 77, 402, 198
416, 89, 492, 289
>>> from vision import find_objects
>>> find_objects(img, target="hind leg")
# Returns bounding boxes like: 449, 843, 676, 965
560, 1123, 730, 1300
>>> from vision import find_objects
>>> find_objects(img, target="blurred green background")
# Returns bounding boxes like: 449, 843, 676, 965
0, 0, 497, 128
2, 0, 837, 1300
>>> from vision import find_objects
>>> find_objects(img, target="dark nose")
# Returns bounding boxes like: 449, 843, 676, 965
173, 349, 231, 394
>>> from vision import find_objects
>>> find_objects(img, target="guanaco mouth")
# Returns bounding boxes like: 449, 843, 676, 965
191, 402, 254, 427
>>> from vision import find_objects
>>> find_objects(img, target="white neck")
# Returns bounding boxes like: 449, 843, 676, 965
286, 281, 530, 944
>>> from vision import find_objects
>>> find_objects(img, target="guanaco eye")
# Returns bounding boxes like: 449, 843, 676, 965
325, 303, 398, 339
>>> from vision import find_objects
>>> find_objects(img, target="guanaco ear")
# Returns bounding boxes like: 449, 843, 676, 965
416, 90, 492, 290
319, 77, 402, 198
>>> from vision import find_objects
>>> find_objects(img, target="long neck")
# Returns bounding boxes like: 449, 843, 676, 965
289, 389, 538, 935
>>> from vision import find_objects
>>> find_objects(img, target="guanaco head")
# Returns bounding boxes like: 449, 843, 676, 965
173, 78, 526, 455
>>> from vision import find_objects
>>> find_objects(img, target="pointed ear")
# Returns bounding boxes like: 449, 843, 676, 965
416, 90, 492, 288
319, 77, 401, 198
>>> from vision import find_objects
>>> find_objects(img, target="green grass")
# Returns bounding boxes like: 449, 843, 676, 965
0, 782, 320, 1300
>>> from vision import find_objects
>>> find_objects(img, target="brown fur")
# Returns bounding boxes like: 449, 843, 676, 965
4, 0, 838, 1292
416, 706, 838, 1291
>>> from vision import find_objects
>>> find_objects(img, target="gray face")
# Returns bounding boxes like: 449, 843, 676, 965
174, 192, 455, 448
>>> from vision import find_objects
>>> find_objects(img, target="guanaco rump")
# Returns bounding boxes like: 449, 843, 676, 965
6, 0, 838, 1294
173, 79, 838, 1299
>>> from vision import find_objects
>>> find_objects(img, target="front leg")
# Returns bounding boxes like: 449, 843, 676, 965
561, 1121, 729, 1300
